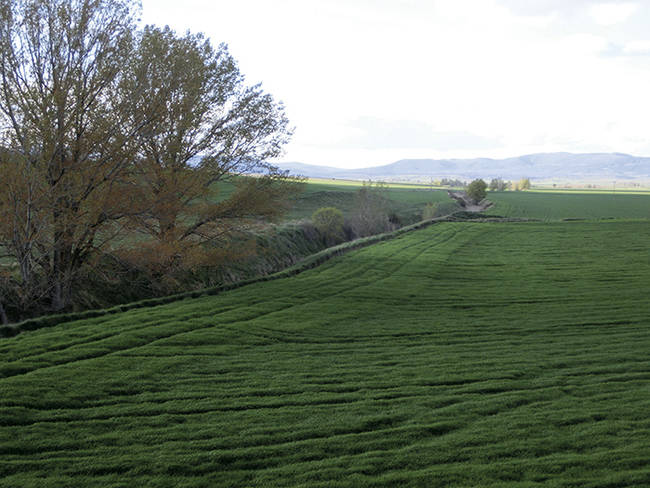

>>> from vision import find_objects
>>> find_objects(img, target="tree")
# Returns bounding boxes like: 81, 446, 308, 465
312, 207, 344, 244
121, 26, 297, 282
489, 178, 507, 191
466, 179, 487, 204
0, 0, 141, 312
0, 268, 10, 324
0, 2, 297, 319
519, 177, 531, 190
349, 181, 392, 237
421, 202, 439, 220
441, 178, 466, 188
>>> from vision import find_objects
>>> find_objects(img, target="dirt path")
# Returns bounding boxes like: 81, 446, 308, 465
447, 190, 493, 212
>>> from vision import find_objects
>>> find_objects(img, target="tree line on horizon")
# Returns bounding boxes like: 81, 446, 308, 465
437, 177, 531, 191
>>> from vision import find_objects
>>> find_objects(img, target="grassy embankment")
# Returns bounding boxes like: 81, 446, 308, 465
212, 180, 459, 288
217, 179, 460, 286
0, 178, 457, 321
1, 219, 650, 487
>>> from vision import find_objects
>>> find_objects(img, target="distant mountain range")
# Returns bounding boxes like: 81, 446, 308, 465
277, 153, 650, 181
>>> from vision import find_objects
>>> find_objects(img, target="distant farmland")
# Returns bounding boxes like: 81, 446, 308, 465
2, 220, 650, 487
286, 179, 650, 223
285, 179, 456, 222
487, 190, 650, 221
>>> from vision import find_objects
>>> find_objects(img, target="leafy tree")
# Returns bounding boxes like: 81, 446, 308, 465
489, 178, 507, 191
0, 0, 140, 312
513, 178, 531, 191
421, 202, 439, 220
312, 207, 344, 243
121, 26, 297, 280
466, 179, 487, 204
441, 178, 467, 188
0, 2, 297, 318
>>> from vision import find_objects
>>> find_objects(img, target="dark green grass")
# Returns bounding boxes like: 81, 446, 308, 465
488, 191, 650, 221
285, 181, 455, 222
205, 178, 456, 223
287, 181, 650, 223
2, 221, 650, 487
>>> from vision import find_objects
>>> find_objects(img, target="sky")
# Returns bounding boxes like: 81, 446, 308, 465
141, 0, 650, 169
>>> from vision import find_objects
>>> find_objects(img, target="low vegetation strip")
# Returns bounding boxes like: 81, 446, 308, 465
0, 214, 464, 339
1, 221, 650, 487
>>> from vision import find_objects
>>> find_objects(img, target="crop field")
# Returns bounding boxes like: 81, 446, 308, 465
286, 182, 455, 222
204, 178, 455, 223
2, 220, 650, 487
286, 179, 650, 224
302, 177, 439, 190
488, 190, 650, 221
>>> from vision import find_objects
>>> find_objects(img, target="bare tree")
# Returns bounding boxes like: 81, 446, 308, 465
349, 181, 392, 237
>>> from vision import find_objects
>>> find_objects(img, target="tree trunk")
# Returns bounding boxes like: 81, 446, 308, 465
51, 233, 74, 312
51, 204, 65, 311
0, 299, 8, 325
50, 195, 76, 312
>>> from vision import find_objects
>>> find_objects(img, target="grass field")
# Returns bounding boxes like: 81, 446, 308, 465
287, 179, 650, 223
302, 177, 440, 190
487, 190, 650, 221
286, 182, 455, 222
203, 177, 456, 224
2, 220, 650, 487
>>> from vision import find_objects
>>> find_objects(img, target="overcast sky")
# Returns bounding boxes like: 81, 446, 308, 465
141, 0, 650, 168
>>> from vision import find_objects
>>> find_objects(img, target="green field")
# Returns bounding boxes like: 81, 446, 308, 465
287, 179, 650, 223
488, 191, 650, 221
2, 220, 650, 487
303, 177, 439, 190
286, 181, 455, 222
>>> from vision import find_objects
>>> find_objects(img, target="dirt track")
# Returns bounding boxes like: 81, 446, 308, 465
447, 190, 493, 212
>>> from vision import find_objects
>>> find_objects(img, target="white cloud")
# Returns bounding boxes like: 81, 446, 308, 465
340, 117, 501, 151
622, 39, 650, 54
589, 2, 638, 25
141, 0, 650, 167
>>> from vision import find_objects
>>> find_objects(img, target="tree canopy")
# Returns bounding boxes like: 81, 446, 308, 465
489, 178, 508, 191
121, 25, 296, 286
466, 179, 487, 204
0, 0, 296, 320
312, 207, 344, 244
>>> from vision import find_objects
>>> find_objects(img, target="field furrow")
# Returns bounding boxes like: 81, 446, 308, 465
1, 220, 650, 487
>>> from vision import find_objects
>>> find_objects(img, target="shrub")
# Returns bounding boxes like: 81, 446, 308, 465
312, 207, 345, 243
466, 179, 487, 204
421, 202, 439, 220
